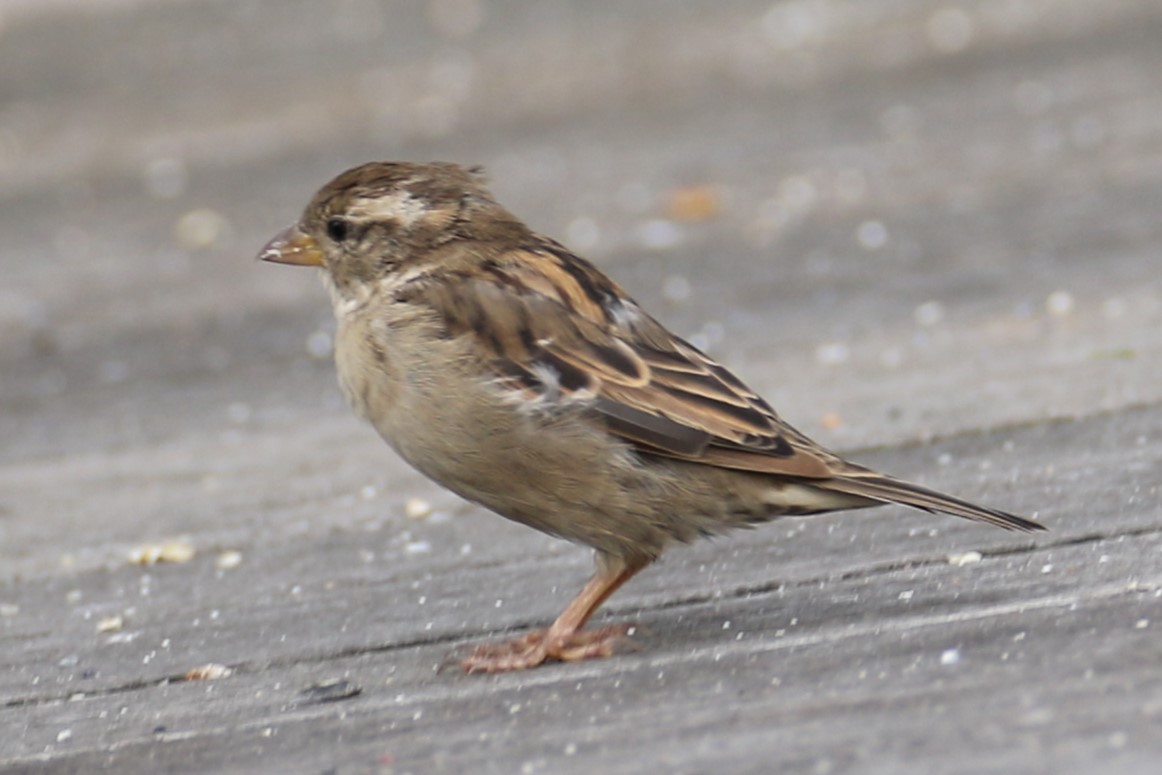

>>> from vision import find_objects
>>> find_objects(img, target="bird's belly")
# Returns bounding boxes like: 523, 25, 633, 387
387, 377, 645, 547
332, 324, 657, 554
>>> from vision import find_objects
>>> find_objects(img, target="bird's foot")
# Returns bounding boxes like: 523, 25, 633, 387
460, 623, 638, 673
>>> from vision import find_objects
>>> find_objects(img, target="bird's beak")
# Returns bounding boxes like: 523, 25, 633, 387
258, 224, 325, 267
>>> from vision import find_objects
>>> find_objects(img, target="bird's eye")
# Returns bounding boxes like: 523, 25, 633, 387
325, 218, 349, 242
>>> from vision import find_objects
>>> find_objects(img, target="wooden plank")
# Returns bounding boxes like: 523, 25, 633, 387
2, 406, 1159, 771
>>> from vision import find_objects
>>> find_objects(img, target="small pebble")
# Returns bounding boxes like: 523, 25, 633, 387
298, 678, 361, 704
666, 184, 724, 222
96, 615, 124, 634
948, 551, 982, 567
856, 220, 888, 250
636, 219, 683, 251
216, 551, 243, 570
130, 540, 196, 565
306, 330, 333, 359
106, 632, 139, 644
404, 497, 433, 520
175, 208, 230, 249
185, 663, 233, 681
1045, 290, 1075, 316
815, 342, 850, 366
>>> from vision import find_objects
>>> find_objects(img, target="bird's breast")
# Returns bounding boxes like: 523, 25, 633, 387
332, 310, 407, 426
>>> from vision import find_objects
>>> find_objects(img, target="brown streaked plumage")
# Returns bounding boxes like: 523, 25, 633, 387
259, 161, 1045, 673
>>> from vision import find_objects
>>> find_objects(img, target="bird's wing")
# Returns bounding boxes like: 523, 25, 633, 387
398, 241, 1045, 533
398, 241, 836, 480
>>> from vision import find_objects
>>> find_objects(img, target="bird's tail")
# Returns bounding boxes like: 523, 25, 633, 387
821, 471, 1045, 532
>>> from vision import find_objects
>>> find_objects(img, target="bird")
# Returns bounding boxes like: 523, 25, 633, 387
259, 161, 1045, 673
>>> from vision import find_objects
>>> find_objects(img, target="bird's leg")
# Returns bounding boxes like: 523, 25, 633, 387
461, 556, 648, 673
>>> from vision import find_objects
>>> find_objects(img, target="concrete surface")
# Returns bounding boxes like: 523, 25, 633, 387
1, 1, 1159, 773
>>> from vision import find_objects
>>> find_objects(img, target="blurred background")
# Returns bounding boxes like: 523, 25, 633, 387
1, 2, 1160, 770
2, 0, 1159, 571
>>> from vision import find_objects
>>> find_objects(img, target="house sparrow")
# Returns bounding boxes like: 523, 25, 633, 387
259, 161, 1045, 673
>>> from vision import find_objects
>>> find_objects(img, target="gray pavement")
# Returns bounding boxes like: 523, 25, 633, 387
1, 1, 1159, 773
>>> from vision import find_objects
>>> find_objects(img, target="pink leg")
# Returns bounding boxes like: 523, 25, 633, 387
461, 557, 648, 673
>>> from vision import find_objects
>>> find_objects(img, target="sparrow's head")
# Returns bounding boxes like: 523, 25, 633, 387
259, 161, 512, 296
